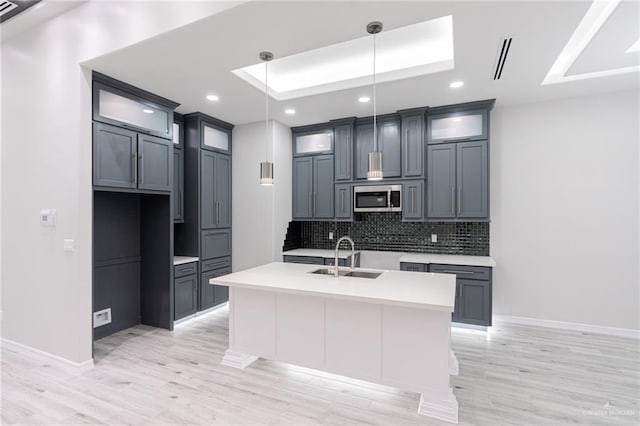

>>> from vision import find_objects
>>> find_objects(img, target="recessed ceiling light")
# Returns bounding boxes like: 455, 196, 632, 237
206, 94, 220, 101
358, 96, 371, 103
142, 109, 154, 114
284, 109, 296, 115
233, 15, 454, 100
449, 81, 464, 88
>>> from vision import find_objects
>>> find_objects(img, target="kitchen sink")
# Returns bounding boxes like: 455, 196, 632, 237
309, 268, 382, 279
309, 268, 349, 276
344, 271, 382, 279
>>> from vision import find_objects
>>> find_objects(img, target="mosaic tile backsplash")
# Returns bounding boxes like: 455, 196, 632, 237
283, 213, 489, 255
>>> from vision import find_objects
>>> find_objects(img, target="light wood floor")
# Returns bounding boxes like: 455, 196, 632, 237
2, 306, 639, 425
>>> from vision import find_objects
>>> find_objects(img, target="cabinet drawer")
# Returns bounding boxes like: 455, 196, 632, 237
428, 264, 491, 280
201, 256, 231, 272
174, 262, 197, 278
201, 229, 231, 260
400, 262, 427, 272
283, 255, 325, 265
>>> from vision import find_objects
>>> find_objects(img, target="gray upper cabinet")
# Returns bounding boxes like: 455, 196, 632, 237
293, 157, 313, 219
138, 133, 172, 192
334, 183, 353, 221
355, 124, 374, 180
92, 73, 178, 141
427, 140, 488, 220
427, 144, 456, 219
201, 122, 231, 154
292, 155, 334, 220
402, 180, 424, 221
333, 123, 353, 181
93, 122, 171, 192
427, 108, 488, 144
456, 141, 488, 218
172, 113, 184, 150
313, 155, 334, 218
294, 129, 333, 156
354, 117, 401, 180
173, 149, 184, 222
378, 119, 401, 178
93, 122, 137, 189
401, 113, 425, 177
200, 151, 231, 228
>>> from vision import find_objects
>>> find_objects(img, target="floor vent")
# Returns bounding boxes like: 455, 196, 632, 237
493, 37, 512, 80
0, 1, 17, 17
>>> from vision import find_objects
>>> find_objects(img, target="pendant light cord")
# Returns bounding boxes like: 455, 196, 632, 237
265, 58, 269, 161
373, 30, 377, 153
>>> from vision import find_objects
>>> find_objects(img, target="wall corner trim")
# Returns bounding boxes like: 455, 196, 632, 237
494, 315, 640, 340
1, 338, 94, 373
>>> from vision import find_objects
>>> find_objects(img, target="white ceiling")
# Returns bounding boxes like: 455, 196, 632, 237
83, 1, 639, 128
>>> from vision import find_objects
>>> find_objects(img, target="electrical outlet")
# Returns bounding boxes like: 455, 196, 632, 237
329, 232, 334, 240
63, 239, 75, 252
93, 308, 112, 328
431, 234, 438, 243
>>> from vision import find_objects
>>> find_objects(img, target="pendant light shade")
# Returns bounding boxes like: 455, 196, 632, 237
260, 161, 274, 185
366, 21, 383, 181
259, 51, 274, 186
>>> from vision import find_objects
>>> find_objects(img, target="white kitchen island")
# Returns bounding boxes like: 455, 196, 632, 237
210, 262, 459, 423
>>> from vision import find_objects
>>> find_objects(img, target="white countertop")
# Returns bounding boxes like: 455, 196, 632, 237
173, 256, 199, 266
283, 249, 360, 259
209, 262, 455, 312
399, 253, 496, 267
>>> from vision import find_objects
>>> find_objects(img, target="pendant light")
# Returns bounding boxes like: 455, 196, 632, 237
366, 21, 383, 181
259, 51, 274, 186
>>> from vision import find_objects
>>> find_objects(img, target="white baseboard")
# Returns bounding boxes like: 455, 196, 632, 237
1, 338, 94, 373
494, 315, 640, 339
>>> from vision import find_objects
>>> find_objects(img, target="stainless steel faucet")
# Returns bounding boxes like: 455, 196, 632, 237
334, 236, 356, 277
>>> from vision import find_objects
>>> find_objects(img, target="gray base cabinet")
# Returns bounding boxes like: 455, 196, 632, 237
283, 254, 361, 267
400, 262, 492, 326
429, 264, 492, 326
174, 274, 197, 320
200, 265, 230, 310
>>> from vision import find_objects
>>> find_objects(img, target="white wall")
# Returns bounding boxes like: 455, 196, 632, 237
490, 90, 640, 330
232, 120, 291, 271
1, 1, 240, 364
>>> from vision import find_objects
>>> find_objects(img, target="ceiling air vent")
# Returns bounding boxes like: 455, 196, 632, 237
0, 1, 18, 17
493, 37, 512, 80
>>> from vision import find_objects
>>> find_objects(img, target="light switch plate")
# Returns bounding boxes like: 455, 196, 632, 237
40, 209, 57, 227
329, 232, 334, 240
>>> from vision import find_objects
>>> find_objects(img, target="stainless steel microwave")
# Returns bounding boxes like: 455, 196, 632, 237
353, 185, 402, 212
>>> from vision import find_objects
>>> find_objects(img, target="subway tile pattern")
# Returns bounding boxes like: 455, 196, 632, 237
283, 213, 489, 255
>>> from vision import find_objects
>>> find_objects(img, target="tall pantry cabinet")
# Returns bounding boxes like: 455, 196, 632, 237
175, 112, 233, 312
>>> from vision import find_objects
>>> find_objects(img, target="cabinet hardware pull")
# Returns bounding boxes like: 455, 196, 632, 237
457, 187, 461, 216
132, 153, 137, 184
313, 192, 316, 215
459, 285, 462, 297
442, 270, 475, 275
341, 190, 344, 214
444, 137, 472, 143
308, 192, 312, 216
179, 191, 183, 215
451, 187, 455, 215
216, 202, 221, 225
139, 154, 144, 185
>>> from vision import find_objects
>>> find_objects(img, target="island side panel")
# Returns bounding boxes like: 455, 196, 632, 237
231, 287, 276, 359
381, 305, 451, 394
276, 293, 325, 369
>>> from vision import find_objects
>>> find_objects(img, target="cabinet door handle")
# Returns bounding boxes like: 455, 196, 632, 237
457, 187, 461, 216
179, 191, 183, 215
340, 190, 344, 214
313, 192, 316, 216
139, 154, 144, 185
442, 270, 475, 275
451, 187, 455, 215
216, 202, 220, 225
308, 192, 312, 216
132, 153, 137, 184
459, 285, 462, 297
